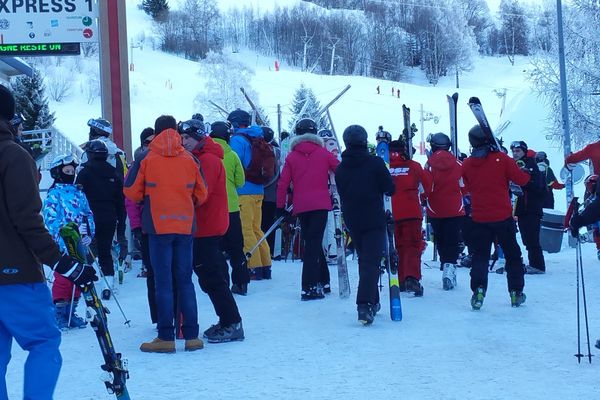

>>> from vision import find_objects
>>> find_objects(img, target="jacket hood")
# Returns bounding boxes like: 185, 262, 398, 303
341, 147, 370, 167
193, 136, 224, 160
290, 133, 324, 154
0, 121, 15, 141
235, 125, 263, 138
213, 137, 232, 154
149, 128, 185, 157
429, 150, 457, 171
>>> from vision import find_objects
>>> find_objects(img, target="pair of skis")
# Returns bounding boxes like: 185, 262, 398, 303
59, 223, 131, 400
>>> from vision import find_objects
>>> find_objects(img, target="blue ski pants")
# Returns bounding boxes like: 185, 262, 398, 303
0, 283, 62, 400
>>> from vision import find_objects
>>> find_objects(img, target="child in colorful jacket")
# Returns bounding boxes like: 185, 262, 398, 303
43, 154, 95, 329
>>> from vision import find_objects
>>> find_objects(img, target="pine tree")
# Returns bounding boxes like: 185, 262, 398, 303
287, 84, 327, 133
12, 70, 55, 130
142, 0, 169, 21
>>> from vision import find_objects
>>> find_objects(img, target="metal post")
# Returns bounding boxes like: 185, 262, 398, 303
557, 0, 573, 206
277, 104, 282, 141
419, 103, 425, 155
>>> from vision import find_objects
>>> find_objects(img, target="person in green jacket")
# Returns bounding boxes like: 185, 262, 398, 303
210, 121, 249, 295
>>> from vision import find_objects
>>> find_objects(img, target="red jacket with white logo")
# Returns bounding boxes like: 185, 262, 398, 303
462, 151, 530, 223
389, 153, 431, 221
424, 150, 465, 218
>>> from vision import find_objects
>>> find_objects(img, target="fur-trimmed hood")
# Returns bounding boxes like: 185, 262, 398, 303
290, 133, 324, 153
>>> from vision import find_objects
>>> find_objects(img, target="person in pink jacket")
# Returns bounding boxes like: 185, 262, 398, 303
276, 118, 340, 300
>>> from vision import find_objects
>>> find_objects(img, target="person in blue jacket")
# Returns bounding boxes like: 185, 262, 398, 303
228, 109, 272, 280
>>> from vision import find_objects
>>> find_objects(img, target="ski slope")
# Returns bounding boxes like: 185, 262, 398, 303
5, 241, 600, 399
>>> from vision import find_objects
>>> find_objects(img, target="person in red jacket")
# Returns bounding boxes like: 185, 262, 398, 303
179, 119, 244, 344
424, 133, 465, 291
565, 139, 600, 174
389, 138, 431, 296
276, 118, 340, 300
461, 125, 530, 310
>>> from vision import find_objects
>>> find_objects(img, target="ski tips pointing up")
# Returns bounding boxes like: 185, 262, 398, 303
468, 96, 481, 105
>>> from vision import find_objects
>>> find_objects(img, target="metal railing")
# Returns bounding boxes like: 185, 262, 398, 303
21, 127, 84, 170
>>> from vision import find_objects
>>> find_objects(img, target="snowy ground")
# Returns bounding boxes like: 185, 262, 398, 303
6, 238, 600, 399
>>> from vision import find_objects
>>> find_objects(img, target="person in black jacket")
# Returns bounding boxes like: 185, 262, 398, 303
335, 125, 395, 325
76, 139, 126, 298
511, 141, 546, 274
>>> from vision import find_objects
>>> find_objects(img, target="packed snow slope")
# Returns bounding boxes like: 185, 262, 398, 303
5, 244, 600, 399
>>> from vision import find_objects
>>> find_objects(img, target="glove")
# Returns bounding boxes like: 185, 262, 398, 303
81, 235, 92, 247
54, 254, 98, 287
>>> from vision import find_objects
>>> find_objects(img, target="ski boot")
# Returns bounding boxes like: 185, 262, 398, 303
68, 300, 87, 329
597, 250, 600, 261
595, 339, 600, 350
249, 268, 263, 281
301, 286, 325, 301
459, 253, 472, 268
320, 282, 331, 294
357, 304, 374, 326
231, 283, 248, 296
405, 277, 424, 297
262, 266, 272, 280
471, 287, 486, 310
524, 265, 545, 275
371, 302, 381, 316
442, 263, 457, 291
510, 291, 526, 307
54, 301, 70, 330
205, 322, 245, 343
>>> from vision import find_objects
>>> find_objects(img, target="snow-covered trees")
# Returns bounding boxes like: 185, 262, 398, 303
529, 1, 600, 149
142, 0, 169, 21
288, 84, 327, 131
11, 71, 55, 130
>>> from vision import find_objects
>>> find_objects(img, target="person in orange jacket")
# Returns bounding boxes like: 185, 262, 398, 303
178, 119, 244, 344
389, 138, 431, 296
124, 115, 207, 353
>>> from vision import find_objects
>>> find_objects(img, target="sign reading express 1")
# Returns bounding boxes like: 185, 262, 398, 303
0, 0, 98, 44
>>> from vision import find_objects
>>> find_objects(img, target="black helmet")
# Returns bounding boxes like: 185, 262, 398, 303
227, 109, 251, 128
510, 140, 528, 152
535, 151, 547, 163
10, 113, 25, 128
468, 125, 489, 148
294, 118, 318, 136
178, 119, 205, 141
375, 128, 392, 143
88, 118, 112, 138
428, 132, 451, 152
318, 129, 334, 140
191, 113, 204, 122
261, 126, 275, 143
86, 139, 109, 161
343, 125, 368, 147
210, 121, 233, 142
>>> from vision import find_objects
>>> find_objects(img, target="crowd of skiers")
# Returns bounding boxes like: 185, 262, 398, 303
4, 79, 600, 398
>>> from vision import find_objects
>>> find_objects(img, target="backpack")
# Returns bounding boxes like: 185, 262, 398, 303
235, 133, 276, 185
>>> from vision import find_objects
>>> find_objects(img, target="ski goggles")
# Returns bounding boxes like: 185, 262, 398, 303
50, 154, 78, 169
318, 129, 334, 139
87, 118, 113, 135
10, 113, 24, 127
510, 141, 527, 151
178, 121, 203, 135
143, 136, 155, 146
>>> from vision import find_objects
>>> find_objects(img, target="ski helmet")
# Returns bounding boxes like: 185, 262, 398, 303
178, 119, 205, 141
367, 143, 376, 156
510, 140, 528, 152
294, 118, 318, 136
210, 121, 233, 143
50, 154, 78, 180
261, 126, 275, 143
191, 113, 204, 122
140, 127, 155, 145
375, 128, 392, 144
468, 124, 494, 157
389, 138, 408, 159
10, 113, 24, 128
227, 109, 251, 128
86, 139, 109, 161
428, 132, 451, 152
343, 125, 368, 147
535, 151, 548, 163
87, 118, 113, 138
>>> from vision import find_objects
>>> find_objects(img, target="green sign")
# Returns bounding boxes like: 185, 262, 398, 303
0, 42, 80, 56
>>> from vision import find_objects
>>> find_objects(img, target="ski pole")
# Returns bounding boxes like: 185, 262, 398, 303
67, 284, 76, 329
575, 234, 583, 363
88, 248, 131, 327
577, 236, 593, 363
245, 205, 293, 260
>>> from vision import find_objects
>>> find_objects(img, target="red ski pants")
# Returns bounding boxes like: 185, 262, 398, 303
52, 272, 81, 302
394, 219, 423, 281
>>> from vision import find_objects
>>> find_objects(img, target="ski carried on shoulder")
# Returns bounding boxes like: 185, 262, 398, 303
447, 93, 459, 157
376, 139, 402, 321
467, 97, 501, 151
59, 222, 131, 400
